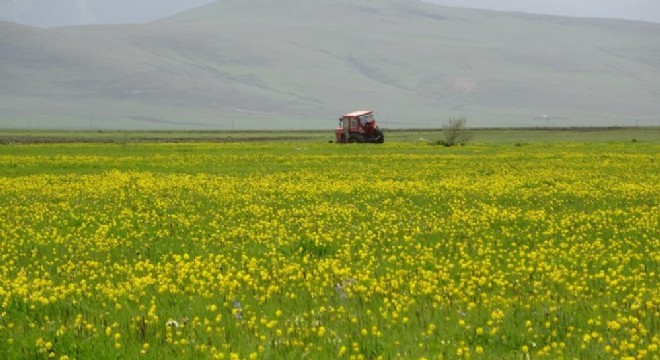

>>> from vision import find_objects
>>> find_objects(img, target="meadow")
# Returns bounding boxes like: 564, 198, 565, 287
0, 138, 658, 359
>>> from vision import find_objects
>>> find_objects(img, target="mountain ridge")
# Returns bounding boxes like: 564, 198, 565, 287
0, 0, 215, 28
1, 0, 659, 129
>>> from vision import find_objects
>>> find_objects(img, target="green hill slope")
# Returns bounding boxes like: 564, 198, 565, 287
1, 0, 659, 129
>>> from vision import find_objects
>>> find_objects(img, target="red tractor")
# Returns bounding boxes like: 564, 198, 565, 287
335, 110, 384, 143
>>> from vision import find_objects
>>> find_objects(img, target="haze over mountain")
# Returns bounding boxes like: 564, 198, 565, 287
2, 0, 658, 27
0, 0, 214, 27
424, 0, 660, 24
1, 0, 659, 129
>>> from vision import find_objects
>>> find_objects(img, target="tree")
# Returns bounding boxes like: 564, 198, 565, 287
437, 115, 470, 147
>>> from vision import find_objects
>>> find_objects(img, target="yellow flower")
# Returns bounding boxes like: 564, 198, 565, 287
338, 346, 347, 356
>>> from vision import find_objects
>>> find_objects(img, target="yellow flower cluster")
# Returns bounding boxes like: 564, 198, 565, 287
0, 142, 657, 359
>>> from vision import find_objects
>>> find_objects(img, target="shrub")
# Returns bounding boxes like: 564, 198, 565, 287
437, 115, 470, 147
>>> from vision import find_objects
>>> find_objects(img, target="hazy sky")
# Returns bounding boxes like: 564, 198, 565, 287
2, 0, 659, 27
423, 0, 660, 23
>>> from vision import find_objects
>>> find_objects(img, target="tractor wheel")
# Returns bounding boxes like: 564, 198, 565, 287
375, 128, 384, 143
349, 134, 365, 143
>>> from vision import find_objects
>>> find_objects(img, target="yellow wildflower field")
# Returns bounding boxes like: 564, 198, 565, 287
0, 142, 657, 359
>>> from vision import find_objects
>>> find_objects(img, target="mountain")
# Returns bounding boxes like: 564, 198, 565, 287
0, 0, 214, 27
1, 0, 659, 129
422, 0, 660, 24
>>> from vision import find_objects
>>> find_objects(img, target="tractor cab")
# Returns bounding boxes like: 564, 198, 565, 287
335, 110, 384, 143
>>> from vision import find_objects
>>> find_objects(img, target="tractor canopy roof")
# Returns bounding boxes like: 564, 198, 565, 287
343, 110, 373, 118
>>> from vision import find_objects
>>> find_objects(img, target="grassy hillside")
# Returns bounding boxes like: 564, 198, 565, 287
1, 0, 659, 130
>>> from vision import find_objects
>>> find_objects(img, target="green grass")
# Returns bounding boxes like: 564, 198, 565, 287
0, 139, 657, 359
0, 127, 657, 145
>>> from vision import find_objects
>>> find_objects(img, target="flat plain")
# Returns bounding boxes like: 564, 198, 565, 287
0, 130, 658, 359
